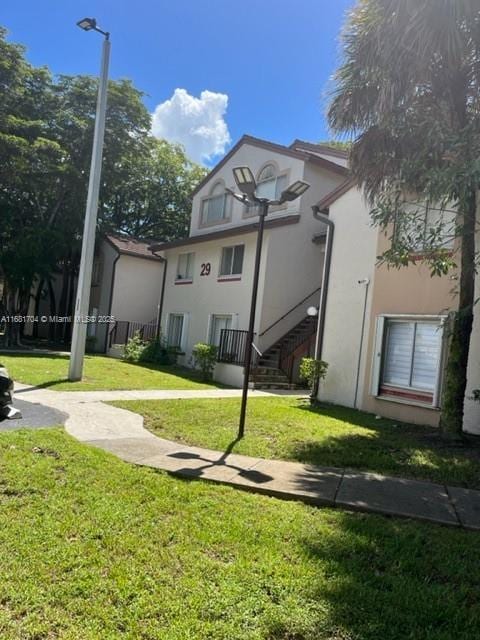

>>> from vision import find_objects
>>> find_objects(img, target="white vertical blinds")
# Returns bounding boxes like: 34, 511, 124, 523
167, 314, 184, 347
382, 320, 441, 391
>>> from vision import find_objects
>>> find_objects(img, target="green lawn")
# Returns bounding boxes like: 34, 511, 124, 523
0, 427, 479, 639
0, 353, 222, 391
116, 396, 480, 489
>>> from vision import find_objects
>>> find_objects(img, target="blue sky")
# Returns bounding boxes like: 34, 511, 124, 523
2, 0, 354, 164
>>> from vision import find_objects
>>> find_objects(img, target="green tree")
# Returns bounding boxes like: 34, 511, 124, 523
102, 137, 207, 241
0, 26, 206, 345
328, 0, 480, 438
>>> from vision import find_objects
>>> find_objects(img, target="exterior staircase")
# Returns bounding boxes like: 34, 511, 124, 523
250, 316, 317, 390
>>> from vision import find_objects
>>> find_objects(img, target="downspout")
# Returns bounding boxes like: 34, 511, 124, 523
104, 253, 120, 353
353, 278, 370, 408
152, 252, 167, 341
311, 205, 335, 400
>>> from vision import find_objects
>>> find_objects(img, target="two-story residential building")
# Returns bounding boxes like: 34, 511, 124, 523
25, 234, 165, 354
313, 178, 480, 435
150, 135, 348, 387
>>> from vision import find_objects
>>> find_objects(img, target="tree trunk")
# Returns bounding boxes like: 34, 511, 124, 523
440, 189, 477, 438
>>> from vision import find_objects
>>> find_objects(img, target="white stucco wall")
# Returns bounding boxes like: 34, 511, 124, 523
190, 142, 306, 237
318, 187, 378, 407
161, 231, 268, 370
258, 163, 344, 351
110, 255, 164, 325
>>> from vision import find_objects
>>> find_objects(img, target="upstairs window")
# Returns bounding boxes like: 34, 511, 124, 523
201, 182, 229, 225
176, 252, 194, 282
255, 164, 288, 201
394, 203, 456, 253
219, 244, 244, 277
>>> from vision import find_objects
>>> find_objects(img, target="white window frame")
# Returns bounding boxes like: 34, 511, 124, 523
175, 252, 194, 283
206, 313, 238, 348
200, 181, 231, 226
219, 244, 244, 279
393, 202, 456, 253
243, 164, 290, 217
166, 312, 189, 351
370, 314, 446, 408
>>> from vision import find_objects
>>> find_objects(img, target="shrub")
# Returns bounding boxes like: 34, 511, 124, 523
124, 332, 181, 365
124, 331, 145, 363
141, 337, 181, 365
299, 357, 328, 390
192, 343, 218, 381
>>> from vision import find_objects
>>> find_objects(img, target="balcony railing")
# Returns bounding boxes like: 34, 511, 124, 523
217, 329, 249, 366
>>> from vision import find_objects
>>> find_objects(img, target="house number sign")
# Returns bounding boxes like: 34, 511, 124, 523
200, 263, 211, 276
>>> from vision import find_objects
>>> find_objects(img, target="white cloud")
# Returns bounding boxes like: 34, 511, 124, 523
151, 88, 231, 164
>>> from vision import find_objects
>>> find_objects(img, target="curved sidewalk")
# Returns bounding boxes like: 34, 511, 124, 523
14, 384, 480, 531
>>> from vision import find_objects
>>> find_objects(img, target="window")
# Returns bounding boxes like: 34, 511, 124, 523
219, 244, 244, 277
394, 203, 455, 252
201, 182, 229, 225
176, 252, 194, 282
255, 164, 288, 201
372, 317, 444, 406
167, 314, 184, 348
209, 314, 232, 346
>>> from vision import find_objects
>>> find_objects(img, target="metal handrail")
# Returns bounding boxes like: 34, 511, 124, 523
258, 286, 321, 337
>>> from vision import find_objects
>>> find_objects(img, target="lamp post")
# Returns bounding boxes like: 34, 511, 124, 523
69, 18, 110, 381
229, 167, 310, 438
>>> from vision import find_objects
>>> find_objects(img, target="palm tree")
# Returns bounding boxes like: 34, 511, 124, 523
328, 0, 480, 438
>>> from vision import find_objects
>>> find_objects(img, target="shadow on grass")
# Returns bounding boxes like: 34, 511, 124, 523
291, 401, 480, 489
293, 511, 480, 640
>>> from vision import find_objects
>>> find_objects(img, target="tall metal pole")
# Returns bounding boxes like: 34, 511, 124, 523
238, 201, 268, 438
69, 35, 111, 381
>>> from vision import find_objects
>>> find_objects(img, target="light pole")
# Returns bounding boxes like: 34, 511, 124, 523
229, 167, 310, 438
69, 18, 111, 381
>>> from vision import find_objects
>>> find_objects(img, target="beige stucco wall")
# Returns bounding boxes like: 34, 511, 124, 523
318, 187, 378, 408
361, 229, 459, 427
110, 254, 164, 325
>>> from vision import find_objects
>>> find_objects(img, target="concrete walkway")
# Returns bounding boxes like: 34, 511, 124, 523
11, 384, 480, 531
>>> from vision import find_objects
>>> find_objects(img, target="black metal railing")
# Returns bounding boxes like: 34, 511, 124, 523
217, 329, 249, 366
108, 320, 157, 348
259, 286, 321, 338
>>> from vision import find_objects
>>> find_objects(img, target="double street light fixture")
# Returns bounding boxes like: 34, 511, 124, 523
229, 167, 309, 438
69, 18, 110, 381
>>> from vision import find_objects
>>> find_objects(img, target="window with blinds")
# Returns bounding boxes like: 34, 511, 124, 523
167, 314, 184, 348
201, 182, 230, 225
219, 244, 244, 277
380, 319, 442, 404
176, 253, 194, 281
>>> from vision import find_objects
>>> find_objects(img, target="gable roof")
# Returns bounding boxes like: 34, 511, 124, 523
191, 134, 348, 197
314, 178, 357, 212
289, 139, 350, 160
104, 234, 164, 261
